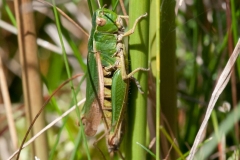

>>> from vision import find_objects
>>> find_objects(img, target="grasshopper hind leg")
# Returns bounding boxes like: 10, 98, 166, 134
124, 67, 149, 94
93, 143, 107, 160
109, 150, 125, 160
93, 131, 109, 160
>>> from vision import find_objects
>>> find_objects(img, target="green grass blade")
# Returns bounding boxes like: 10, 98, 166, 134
59, 25, 87, 72
230, 0, 238, 45
160, 126, 184, 159
136, 142, 156, 158
2, 0, 16, 26
87, 0, 99, 15
111, 0, 119, 11
51, 0, 80, 126
211, 110, 219, 139
70, 128, 82, 160
149, 0, 160, 159
87, 0, 94, 16
155, 0, 161, 159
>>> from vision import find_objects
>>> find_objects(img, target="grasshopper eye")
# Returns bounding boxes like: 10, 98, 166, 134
96, 17, 106, 26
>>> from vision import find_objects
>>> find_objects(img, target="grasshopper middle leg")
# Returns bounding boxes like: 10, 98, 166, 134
116, 43, 149, 93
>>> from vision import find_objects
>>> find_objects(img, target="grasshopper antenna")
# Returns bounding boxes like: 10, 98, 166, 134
117, 150, 125, 160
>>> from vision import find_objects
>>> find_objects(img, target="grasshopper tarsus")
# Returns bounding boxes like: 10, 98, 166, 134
129, 68, 150, 93
121, 12, 148, 39
130, 76, 144, 94
117, 150, 125, 160
109, 150, 125, 160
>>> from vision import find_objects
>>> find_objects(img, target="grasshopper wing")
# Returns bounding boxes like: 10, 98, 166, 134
81, 51, 104, 136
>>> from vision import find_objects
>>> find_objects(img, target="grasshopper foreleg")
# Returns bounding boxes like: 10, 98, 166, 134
118, 13, 148, 41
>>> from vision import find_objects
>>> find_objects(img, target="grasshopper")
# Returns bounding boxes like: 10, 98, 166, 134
81, 7, 148, 156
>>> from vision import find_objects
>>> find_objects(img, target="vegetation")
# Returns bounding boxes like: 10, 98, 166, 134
0, 0, 240, 159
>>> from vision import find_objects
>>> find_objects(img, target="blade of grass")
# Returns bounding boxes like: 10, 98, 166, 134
2, 0, 16, 26
70, 127, 82, 160
51, 0, 80, 126
87, 0, 99, 15
112, 0, 119, 11
156, 0, 161, 159
136, 142, 156, 158
149, 0, 160, 158
60, 26, 87, 72
159, 126, 184, 159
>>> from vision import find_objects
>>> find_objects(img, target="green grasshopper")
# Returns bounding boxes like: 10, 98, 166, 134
81, 7, 148, 156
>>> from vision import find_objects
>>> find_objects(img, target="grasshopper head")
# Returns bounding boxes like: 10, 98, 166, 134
95, 8, 124, 33
107, 128, 123, 153
108, 136, 120, 153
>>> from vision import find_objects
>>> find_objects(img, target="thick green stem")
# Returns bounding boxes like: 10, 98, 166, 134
126, 0, 149, 159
